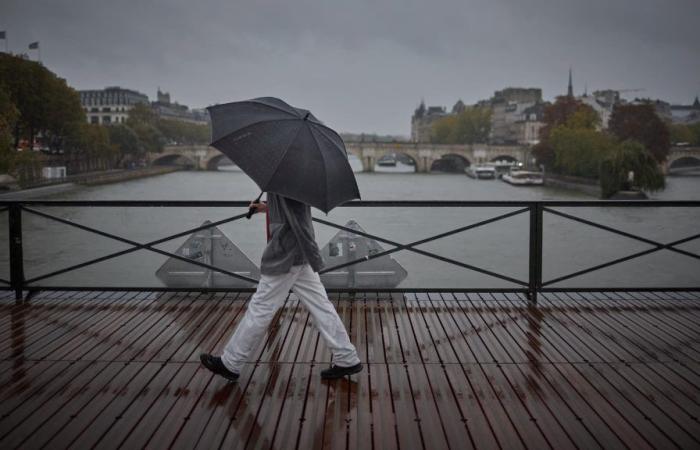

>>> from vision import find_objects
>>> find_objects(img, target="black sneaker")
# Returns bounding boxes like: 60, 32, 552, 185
199, 353, 240, 382
320, 362, 363, 380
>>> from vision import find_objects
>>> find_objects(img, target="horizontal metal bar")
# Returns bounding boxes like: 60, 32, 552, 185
19, 285, 531, 294
0, 278, 10, 285
12, 285, 700, 294
539, 287, 700, 293
2, 200, 700, 207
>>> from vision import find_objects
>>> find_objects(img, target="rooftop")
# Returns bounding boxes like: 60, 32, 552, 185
1, 289, 699, 449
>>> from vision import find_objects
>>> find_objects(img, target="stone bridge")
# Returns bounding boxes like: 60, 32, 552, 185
147, 145, 231, 171
149, 144, 700, 174
150, 143, 531, 172
664, 146, 700, 174
344, 142, 529, 172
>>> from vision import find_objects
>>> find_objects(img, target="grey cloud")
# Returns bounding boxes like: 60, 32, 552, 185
2, 0, 698, 135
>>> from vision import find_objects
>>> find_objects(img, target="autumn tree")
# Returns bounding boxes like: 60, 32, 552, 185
431, 107, 491, 144
531, 96, 599, 168
608, 103, 670, 163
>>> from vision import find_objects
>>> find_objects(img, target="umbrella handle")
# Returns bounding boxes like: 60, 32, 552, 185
246, 206, 256, 219
246, 191, 265, 220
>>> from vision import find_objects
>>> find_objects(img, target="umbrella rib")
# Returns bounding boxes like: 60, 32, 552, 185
309, 123, 348, 157
262, 122, 305, 189
308, 126, 329, 211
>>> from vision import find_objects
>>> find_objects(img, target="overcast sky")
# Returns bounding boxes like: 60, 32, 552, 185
3, 0, 699, 136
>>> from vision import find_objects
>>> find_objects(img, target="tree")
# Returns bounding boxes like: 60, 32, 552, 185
609, 103, 670, 163
431, 107, 491, 144
157, 118, 210, 145
0, 85, 20, 173
548, 126, 616, 178
532, 96, 599, 168
0, 53, 85, 152
126, 104, 166, 153
600, 140, 665, 198
108, 124, 143, 166
669, 123, 700, 146
126, 102, 158, 126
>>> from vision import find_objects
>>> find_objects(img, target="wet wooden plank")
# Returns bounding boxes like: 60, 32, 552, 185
169, 366, 254, 450
119, 363, 206, 449
0, 292, 114, 358
189, 292, 250, 361
1, 290, 699, 450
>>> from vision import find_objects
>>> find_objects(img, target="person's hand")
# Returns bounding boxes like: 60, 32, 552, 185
248, 201, 268, 214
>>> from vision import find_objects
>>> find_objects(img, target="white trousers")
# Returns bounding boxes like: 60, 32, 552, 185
221, 263, 360, 373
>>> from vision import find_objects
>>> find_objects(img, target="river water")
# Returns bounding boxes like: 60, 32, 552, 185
1, 167, 699, 290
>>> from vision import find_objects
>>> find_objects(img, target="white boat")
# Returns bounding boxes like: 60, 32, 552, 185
377, 155, 397, 167
502, 170, 544, 186
466, 165, 496, 179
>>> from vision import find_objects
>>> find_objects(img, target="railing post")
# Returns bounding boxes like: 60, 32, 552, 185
9, 204, 24, 302
528, 203, 543, 304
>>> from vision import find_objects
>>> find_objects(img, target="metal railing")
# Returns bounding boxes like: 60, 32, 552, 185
1, 200, 699, 303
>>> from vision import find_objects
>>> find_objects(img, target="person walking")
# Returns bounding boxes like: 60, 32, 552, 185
200, 192, 362, 382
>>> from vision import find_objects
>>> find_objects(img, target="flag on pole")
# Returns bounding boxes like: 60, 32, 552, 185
28, 41, 39, 49
0, 31, 6, 39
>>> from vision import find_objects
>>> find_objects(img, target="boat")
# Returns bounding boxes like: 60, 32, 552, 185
502, 170, 544, 186
466, 165, 497, 179
377, 154, 397, 167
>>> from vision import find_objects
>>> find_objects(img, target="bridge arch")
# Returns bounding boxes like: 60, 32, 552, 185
490, 154, 519, 164
431, 153, 471, 173
206, 154, 236, 171
668, 156, 700, 172
152, 153, 196, 168
374, 151, 418, 172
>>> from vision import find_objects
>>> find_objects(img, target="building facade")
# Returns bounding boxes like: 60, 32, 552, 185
489, 88, 543, 144
410, 101, 448, 142
79, 86, 149, 125
151, 88, 210, 124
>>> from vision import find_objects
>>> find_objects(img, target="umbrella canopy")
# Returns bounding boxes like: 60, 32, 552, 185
207, 97, 360, 213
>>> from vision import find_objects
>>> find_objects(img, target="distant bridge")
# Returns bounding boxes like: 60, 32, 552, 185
150, 143, 532, 173
149, 144, 700, 174
344, 142, 529, 172
665, 146, 700, 175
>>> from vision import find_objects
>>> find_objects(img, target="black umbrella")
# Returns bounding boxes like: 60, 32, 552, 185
207, 97, 361, 214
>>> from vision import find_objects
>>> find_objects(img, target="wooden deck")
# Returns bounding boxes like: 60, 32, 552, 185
0, 289, 699, 449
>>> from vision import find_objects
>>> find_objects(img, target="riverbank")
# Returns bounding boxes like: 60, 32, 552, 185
0, 166, 182, 199
543, 173, 602, 197
77, 166, 181, 186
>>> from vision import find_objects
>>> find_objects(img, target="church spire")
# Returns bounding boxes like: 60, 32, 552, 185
567, 68, 574, 98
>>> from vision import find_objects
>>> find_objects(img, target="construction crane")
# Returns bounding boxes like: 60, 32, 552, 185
617, 88, 646, 94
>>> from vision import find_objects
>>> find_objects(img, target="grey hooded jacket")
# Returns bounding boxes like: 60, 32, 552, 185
260, 193, 324, 275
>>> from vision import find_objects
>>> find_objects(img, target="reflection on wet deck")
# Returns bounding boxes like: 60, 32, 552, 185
1, 289, 699, 449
